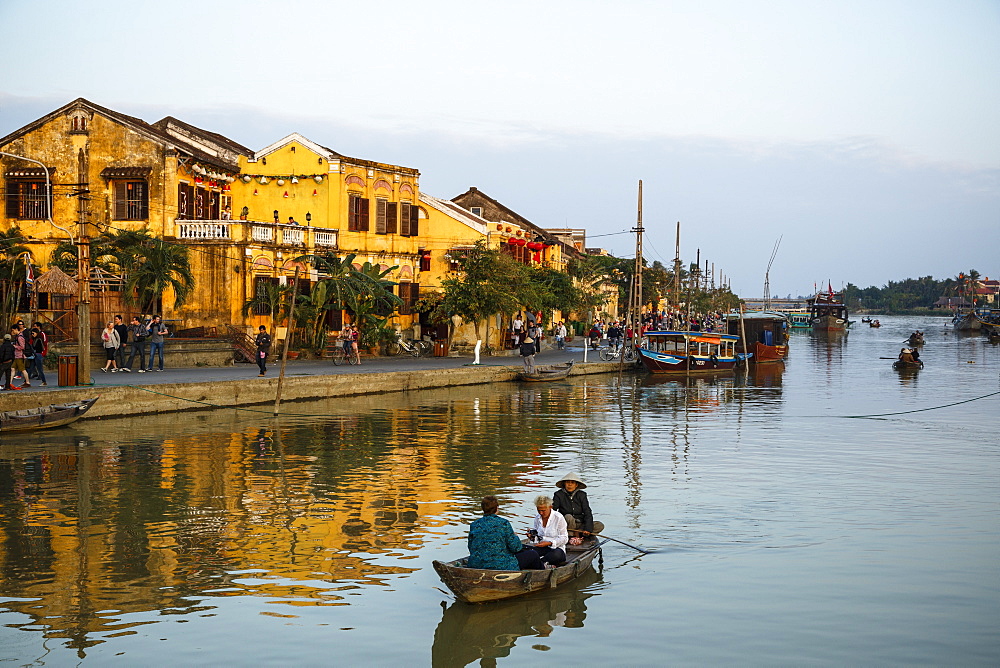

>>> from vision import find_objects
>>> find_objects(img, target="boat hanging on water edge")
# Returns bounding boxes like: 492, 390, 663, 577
725, 311, 789, 363
637, 331, 750, 375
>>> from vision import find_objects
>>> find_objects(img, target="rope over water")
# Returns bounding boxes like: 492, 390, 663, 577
119, 384, 1000, 421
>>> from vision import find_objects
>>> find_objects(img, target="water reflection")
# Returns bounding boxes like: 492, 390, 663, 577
431, 568, 602, 667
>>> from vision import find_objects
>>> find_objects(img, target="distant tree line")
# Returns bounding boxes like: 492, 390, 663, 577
843, 270, 983, 312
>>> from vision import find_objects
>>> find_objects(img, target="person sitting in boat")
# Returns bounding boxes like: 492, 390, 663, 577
552, 472, 604, 546
467, 495, 536, 571
523, 495, 569, 568
910, 346, 921, 362
898, 348, 915, 364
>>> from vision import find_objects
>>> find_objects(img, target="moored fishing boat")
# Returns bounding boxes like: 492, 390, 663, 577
788, 311, 811, 329
432, 537, 606, 604
807, 289, 852, 331
637, 331, 749, 375
0, 397, 99, 433
516, 360, 574, 382
725, 311, 789, 363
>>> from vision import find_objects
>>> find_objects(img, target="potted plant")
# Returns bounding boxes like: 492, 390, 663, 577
240, 206, 249, 221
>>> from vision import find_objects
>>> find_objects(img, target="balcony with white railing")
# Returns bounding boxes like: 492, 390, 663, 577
177, 221, 232, 240
315, 229, 338, 248
281, 226, 305, 246
251, 225, 274, 243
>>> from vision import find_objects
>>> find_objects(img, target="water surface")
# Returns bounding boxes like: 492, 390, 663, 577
1, 316, 997, 665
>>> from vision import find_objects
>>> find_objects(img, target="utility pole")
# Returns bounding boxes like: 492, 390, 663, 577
630, 180, 644, 345
673, 221, 681, 312
76, 148, 92, 384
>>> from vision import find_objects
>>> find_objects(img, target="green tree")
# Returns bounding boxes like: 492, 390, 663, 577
0, 226, 33, 328
124, 239, 195, 314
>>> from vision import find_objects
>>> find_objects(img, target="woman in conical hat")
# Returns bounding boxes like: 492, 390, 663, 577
552, 472, 604, 541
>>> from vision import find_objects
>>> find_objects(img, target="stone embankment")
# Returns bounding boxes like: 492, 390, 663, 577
0, 361, 627, 421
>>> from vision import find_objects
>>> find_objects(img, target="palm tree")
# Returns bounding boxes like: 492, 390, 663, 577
0, 226, 32, 328
124, 239, 195, 314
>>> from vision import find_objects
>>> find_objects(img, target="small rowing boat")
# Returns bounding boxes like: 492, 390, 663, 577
0, 397, 99, 433
517, 360, 574, 382
432, 536, 605, 604
893, 359, 924, 370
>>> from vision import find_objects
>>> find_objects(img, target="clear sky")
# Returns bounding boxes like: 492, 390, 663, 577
1, 0, 997, 296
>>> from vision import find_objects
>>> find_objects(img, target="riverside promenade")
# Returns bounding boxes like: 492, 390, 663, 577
1, 347, 627, 421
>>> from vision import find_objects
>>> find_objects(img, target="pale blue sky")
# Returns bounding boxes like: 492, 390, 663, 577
1, 0, 997, 295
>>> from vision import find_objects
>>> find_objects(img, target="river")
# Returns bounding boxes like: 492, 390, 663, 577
1, 316, 997, 666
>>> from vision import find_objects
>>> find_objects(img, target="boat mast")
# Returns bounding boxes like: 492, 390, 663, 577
673, 221, 682, 319
630, 180, 644, 346
763, 235, 782, 312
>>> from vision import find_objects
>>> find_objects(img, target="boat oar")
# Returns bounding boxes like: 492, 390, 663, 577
570, 529, 651, 554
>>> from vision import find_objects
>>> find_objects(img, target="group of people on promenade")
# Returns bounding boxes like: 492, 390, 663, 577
99, 314, 169, 373
467, 472, 604, 571
0, 320, 49, 390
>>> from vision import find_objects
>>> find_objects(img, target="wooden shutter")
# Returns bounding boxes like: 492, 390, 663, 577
386, 202, 398, 234
348, 196, 358, 231
359, 198, 370, 231
399, 204, 410, 236
5, 182, 18, 218
376, 199, 387, 234
132, 181, 149, 219
114, 182, 129, 220
409, 204, 419, 237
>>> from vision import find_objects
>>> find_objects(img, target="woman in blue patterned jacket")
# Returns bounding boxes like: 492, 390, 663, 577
467, 496, 541, 570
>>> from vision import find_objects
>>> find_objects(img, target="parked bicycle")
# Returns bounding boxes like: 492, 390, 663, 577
599, 344, 638, 363
387, 337, 432, 357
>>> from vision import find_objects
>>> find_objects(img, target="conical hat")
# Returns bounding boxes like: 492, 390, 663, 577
556, 471, 587, 489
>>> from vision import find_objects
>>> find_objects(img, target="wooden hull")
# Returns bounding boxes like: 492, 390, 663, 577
0, 397, 99, 433
752, 341, 788, 363
893, 360, 923, 370
952, 314, 980, 331
517, 361, 574, 382
907, 336, 924, 347
432, 538, 603, 604
637, 348, 740, 374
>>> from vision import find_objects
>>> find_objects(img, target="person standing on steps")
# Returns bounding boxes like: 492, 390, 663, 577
124, 316, 147, 372
146, 315, 168, 371
255, 325, 271, 376
113, 315, 129, 372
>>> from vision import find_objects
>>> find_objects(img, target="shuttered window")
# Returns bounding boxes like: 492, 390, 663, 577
113, 181, 149, 220
398, 282, 419, 315
400, 204, 419, 237
386, 202, 397, 234
177, 183, 194, 219
4, 180, 50, 220
375, 198, 387, 234
349, 195, 370, 231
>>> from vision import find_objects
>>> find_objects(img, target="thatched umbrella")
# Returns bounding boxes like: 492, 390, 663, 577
35, 266, 78, 294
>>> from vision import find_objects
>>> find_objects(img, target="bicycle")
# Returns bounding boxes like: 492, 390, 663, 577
330, 345, 359, 366
387, 337, 432, 357
599, 344, 638, 363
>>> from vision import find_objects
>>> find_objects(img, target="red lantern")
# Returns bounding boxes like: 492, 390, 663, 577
533, 252, 541, 262
507, 237, 518, 245
516, 238, 526, 246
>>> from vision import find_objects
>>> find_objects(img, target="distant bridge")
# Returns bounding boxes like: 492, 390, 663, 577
741, 298, 809, 312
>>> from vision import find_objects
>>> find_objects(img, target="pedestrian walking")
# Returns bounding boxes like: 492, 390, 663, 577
555, 321, 567, 350
255, 325, 271, 376
11, 324, 30, 387
113, 315, 128, 370
146, 315, 168, 371
0, 333, 15, 390
123, 316, 147, 372
28, 324, 48, 386
100, 321, 120, 372
520, 336, 536, 374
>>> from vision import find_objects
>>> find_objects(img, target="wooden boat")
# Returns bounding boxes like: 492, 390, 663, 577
892, 359, 924, 370
725, 311, 789, 363
788, 311, 811, 330
0, 397, 99, 433
517, 360, 574, 382
637, 331, 749, 375
951, 311, 981, 331
907, 332, 925, 346
861, 317, 872, 324
869, 320, 881, 328
807, 291, 852, 331
433, 536, 606, 604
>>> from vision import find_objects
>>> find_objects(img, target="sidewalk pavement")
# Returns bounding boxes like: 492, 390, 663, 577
10, 346, 600, 392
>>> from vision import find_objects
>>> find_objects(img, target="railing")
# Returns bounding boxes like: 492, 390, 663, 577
177, 221, 232, 240
281, 226, 305, 246
251, 225, 274, 243
315, 230, 338, 247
